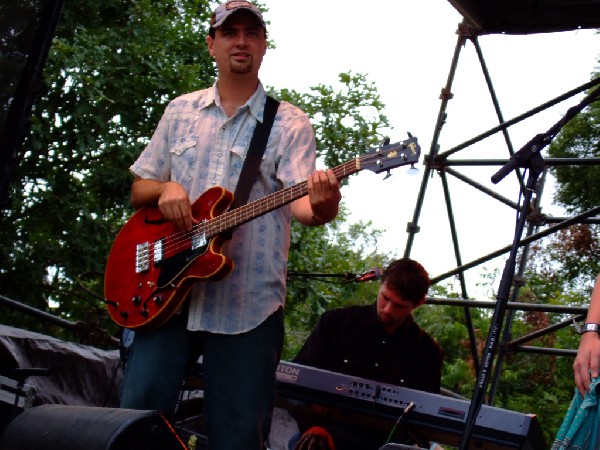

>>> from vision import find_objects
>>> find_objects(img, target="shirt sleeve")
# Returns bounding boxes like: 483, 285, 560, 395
129, 105, 173, 181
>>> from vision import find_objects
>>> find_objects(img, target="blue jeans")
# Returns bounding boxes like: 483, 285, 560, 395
120, 307, 284, 450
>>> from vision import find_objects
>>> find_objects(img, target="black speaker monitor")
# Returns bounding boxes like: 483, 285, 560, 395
0, 405, 186, 450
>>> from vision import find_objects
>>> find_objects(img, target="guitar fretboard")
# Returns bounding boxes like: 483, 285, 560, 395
199, 157, 363, 238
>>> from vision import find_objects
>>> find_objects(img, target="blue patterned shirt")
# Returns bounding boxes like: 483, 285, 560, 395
130, 82, 316, 333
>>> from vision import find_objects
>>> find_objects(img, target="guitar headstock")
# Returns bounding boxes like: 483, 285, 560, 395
360, 135, 421, 174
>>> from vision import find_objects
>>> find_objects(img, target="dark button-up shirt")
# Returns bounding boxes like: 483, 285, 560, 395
291, 303, 443, 449
294, 302, 443, 393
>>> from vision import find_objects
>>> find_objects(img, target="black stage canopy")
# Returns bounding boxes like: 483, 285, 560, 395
447, 0, 600, 34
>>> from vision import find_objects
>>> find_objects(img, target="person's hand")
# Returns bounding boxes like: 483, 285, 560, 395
307, 169, 341, 225
573, 331, 600, 397
157, 181, 193, 231
293, 426, 335, 450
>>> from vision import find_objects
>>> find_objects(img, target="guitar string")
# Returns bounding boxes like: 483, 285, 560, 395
154, 159, 352, 259
145, 151, 402, 260
155, 181, 311, 259
113, 147, 410, 321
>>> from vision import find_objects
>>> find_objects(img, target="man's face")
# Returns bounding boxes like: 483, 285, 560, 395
376, 281, 422, 334
206, 11, 267, 77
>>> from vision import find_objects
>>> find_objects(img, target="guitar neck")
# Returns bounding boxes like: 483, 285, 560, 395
202, 158, 362, 238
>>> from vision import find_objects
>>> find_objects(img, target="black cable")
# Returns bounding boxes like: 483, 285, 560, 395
76, 271, 118, 307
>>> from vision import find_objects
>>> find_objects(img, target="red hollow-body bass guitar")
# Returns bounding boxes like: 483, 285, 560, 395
104, 136, 420, 330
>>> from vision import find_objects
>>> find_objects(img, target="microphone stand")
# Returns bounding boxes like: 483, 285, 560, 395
460, 82, 600, 450
460, 157, 543, 449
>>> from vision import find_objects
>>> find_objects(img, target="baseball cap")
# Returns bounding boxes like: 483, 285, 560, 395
212, 1, 265, 29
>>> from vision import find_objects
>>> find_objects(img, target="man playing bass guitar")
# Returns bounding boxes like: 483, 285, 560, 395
118, 2, 341, 450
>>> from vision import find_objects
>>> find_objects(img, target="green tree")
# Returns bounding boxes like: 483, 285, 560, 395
279, 72, 391, 170
548, 73, 600, 213
0, 1, 393, 347
0, 0, 215, 342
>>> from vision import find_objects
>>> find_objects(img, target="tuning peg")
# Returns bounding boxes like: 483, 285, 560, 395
382, 136, 390, 146
407, 131, 413, 138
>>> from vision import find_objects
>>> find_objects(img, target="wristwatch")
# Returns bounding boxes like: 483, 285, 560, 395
580, 323, 600, 335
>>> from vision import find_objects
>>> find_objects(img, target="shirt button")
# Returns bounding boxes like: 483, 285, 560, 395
212, 180, 216, 185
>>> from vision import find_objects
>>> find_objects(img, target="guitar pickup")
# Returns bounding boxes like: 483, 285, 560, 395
192, 231, 206, 251
153, 239, 164, 265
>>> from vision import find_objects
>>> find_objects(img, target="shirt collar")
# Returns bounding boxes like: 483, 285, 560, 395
366, 302, 415, 337
205, 80, 267, 121
203, 82, 218, 108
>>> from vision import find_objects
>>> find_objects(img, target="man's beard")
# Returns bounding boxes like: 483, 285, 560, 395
230, 57, 253, 74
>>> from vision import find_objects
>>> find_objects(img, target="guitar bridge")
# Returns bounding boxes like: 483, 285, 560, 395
135, 239, 165, 272
135, 242, 150, 273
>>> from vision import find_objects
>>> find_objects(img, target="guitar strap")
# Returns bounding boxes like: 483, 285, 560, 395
224, 95, 280, 237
